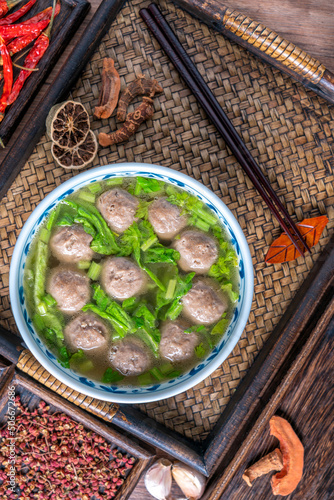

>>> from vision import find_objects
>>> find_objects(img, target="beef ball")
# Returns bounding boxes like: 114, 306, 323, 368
173, 230, 218, 273
101, 257, 146, 300
159, 321, 199, 362
109, 338, 151, 376
64, 313, 108, 351
97, 188, 138, 233
46, 266, 90, 314
182, 280, 227, 325
148, 198, 188, 240
49, 225, 94, 263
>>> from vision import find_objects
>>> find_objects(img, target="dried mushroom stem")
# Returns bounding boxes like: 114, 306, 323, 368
117, 74, 163, 121
242, 448, 283, 487
99, 97, 154, 147
94, 58, 121, 120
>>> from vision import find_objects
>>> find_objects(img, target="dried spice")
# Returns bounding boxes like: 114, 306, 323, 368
99, 96, 154, 147
270, 416, 304, 496
265, 215, 329, 264
94, 58, 121, 120
51, 129, 98, 169
6, 0, 60, 108
0, 396, 135, 499
0, 33, 12, 122
117, 74, 163, 121
242, 448, 283, 487
242, 416, 304, 496
47, 100, 90, 149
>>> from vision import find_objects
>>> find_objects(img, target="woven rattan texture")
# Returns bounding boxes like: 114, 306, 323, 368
16, 349, 119, 421
0, 0, 333, 441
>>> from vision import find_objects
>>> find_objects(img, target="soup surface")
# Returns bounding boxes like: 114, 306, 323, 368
24, 177, 239, 386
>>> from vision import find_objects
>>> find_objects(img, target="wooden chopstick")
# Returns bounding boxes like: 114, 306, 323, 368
140, 4, 310, 256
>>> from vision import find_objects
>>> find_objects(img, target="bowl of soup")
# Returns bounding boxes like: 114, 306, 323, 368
10, 163, 253, 403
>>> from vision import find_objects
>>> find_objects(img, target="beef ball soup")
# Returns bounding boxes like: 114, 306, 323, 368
23, 177, 239, 386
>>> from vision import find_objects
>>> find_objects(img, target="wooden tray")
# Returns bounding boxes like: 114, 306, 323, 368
0, 366, 154, 499
0, 0, 90, 146
0, 0, 125, 197
0, 0, 333, 494
1, 235, 333, 497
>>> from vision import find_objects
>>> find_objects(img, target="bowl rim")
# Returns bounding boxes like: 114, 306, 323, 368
10, 162, 254, 403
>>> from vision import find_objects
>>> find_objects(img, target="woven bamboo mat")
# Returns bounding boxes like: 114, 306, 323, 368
0, 0, 333, 442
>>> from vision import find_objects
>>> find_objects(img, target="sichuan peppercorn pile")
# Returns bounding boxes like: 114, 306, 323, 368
0, 396, 136, 499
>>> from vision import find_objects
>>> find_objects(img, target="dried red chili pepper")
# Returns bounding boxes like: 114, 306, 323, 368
7, 1, 58, 106
4, 3, 60, 59
0, 4, 60, 63
6, 20, 48, 55
0, 19, 48, 37
7, 33, 48, 105
0, 0, 36, 25
21, 1, 60, 24
7, 31, 39, 55
0, 0, 22, 18
0, 34, 12, 120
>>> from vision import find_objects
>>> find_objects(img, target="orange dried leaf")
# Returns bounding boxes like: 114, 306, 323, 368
270, 416, 304, 496
265, 215, 329, 264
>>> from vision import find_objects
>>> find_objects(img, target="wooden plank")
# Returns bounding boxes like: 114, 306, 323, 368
0, 0, 126, 199
0, 0, 90, 146
202, 234, 334, 476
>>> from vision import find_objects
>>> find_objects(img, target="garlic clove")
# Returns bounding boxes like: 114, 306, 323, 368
172, 462, 206, 500
145, 458, 173, 500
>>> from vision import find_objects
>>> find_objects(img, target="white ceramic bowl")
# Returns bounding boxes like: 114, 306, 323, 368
10, 163, 253, 403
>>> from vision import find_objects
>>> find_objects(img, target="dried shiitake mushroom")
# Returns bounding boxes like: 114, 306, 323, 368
47, 100, 90, 149
51, 130, 98, 170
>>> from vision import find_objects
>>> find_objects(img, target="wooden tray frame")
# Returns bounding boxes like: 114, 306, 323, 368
0, 0, 126, 198
1, 234, 333, 483
0, 0, 333, 492
0, 0, 90, 146
0, 367, 155, 499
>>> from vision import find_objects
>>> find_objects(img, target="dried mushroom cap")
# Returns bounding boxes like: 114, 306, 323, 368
49, 100, 90, 149
51, 130, 98, 170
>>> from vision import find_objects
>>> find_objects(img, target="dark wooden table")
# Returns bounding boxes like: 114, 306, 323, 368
1, 1, 333, 499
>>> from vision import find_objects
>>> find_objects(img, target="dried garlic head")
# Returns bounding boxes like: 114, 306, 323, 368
144, 458, 172, 500
172, 462, 206, 499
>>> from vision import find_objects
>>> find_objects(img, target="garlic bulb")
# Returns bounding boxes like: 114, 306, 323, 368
172, 462, 206, 499
145, 458, 173, 500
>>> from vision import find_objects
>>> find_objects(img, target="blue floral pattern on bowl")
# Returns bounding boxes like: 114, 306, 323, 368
10, 163, 253, 404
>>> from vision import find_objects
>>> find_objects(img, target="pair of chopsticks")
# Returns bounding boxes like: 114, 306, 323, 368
140, 4, 310, 257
